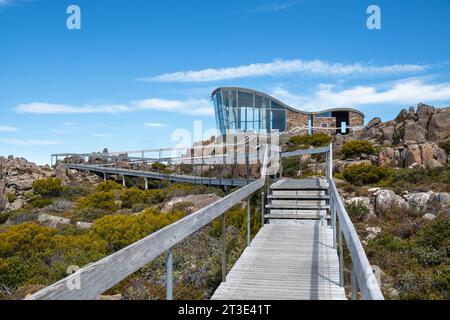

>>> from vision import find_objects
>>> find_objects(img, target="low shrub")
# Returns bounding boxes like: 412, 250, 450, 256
0, 212, 10, 224
96, 180, 123, 192
341, 140, 376, 159
345, 200, 370, 222
32, 178, 63, 198
30, 198, 53, 209
7, 193, 17, 203
92, 208, 185, 250
343, 164, 390, 185
289, 133, 332, 150
75, 191, 119, 212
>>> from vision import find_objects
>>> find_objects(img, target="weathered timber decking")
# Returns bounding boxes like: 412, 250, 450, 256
212, 223, 346, 300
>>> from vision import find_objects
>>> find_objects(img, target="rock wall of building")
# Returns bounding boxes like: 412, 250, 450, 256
312, 116, 337, 135
286, 109, 309, 134
349, 112, 364, 128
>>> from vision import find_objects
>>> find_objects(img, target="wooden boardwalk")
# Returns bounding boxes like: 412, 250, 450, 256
212, 223, 346, 300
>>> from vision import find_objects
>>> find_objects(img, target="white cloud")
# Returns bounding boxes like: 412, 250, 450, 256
0, 125, 20, 132
257, 0, 302, 12
15, 98, 214, 116
270, 78, 450, 111
144, 122, 168, 128
16, 103, 130, 114
0, 138, 61, 146
132, 98, 213, 116
91, 133, 112, 138
0, 0, 31, 7
142, 59, 428, 83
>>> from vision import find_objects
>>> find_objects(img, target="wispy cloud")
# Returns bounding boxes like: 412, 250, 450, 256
16, 98, 214, 116
0, 125, 20, 132
0, 0, 31, 8
144, 122, 168, 128
257, 0, 303, 13
270, 78, 450, 110
141, 59, 429, 83
0, 138, 61, 146
91, 133, 112, 138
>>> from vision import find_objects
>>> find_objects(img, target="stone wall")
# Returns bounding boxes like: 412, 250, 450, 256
349, 112, 364, 132
286, 109, 309, 134
312, 116, 336, 135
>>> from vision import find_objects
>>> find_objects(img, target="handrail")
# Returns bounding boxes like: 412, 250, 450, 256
280, 145, 330, 158
329, 179, 384, 300
27, 146, 270, 300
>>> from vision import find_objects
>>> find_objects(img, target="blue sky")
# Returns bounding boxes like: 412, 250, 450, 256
1, 0, 450, 164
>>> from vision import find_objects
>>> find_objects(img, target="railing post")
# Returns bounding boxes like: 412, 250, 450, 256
221, 213, 226, 282
328, 143, 333, 179
351, 263, 358, 300
166, 248, 173, 300
339, 224, 344, 287
261, 190, 265, 227
247, 196, 251, 247
144, 177, 148, 190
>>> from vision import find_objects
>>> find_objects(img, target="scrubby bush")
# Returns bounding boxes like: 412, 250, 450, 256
7, 193, 17, 203
345, 200, 370, 222
30, 198, 53, 209
288, 133, 332, 150
92, 208, 185, 250
341, 140, 376, 159
75, 191, 119, 212
343, 164, 390, 185
0, 212, 10, 224
32, 178, 63, 198
0, 222, 108, 290
151, 162, 167, 171
96, 180, 123, 192
120, 188, 146, 208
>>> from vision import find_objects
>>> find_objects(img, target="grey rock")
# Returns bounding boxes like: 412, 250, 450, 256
372, 189, 409, 215
403, 192, 436, 211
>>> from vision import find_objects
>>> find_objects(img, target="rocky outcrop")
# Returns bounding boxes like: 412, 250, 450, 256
372, 189, 409, 215
402, 143, 446, 169
378, 147, 401, 167
0, 181, 8, 212
162, 193, 222, 214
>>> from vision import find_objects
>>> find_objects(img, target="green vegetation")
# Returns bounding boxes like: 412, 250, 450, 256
343, 164, 390, 185
151, 162, 167, 171
0, 223, 108, 294
7, 193, 17, 203
345, 200, 371, 222
30, 198, 53, 209
32, 178, 63, 198
92, 208, 185, 251
365, 213, 450, 299
341, 140, 376, 159
96, 180, 123, 192
75, 191, 118, 213
288, 133, 332, 151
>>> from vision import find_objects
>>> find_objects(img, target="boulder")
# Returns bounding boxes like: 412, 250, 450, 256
403, 120, 426, 143
367, 117, 381, 129
365, 226, 382, 241
38, 214, 71, 228
162, 193, 222, 213
423, 213, 436, 221
428, 107, 450, 141
334, 160, 372, 173
378, 147, 400, 167
76, 221, 93, 229
347, 196, 375, 216
403, 144, 422, 167
416, 103, 434, 127
372, 189, 409, 215
381, 126, 395, 143
437, 193, 450, 206
403, 192, 436, 211
0, 181, 8, 211
55, 164, 69, 182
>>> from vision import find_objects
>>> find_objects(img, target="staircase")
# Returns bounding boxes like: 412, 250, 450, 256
265, 179, 331, 225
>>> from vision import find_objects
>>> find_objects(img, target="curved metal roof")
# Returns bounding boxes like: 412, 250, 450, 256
212, 87, 365, 117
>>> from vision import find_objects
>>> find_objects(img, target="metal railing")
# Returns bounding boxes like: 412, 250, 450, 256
280, 143, 384, 300
26, 146, 270, 300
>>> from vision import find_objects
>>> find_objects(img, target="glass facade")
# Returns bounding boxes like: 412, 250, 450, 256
213, 88, 286, 134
